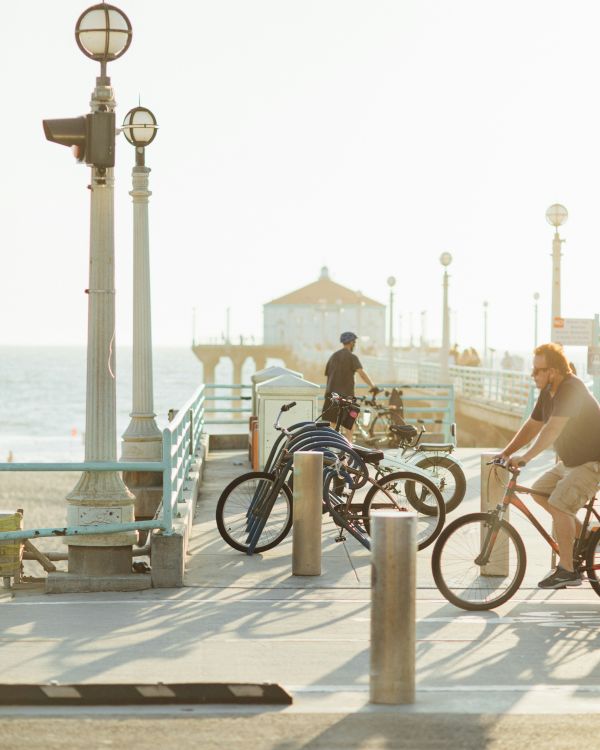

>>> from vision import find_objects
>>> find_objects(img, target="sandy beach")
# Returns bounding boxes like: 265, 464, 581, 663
0, 472, 79, 576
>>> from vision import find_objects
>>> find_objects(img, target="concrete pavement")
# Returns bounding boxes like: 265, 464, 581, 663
1, 447, 599, 747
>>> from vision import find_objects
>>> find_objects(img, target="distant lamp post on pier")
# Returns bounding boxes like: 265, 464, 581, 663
120, 105, 161, 463
387, 276, 396, 380
439, 252, 452, 382
483, 300, 489, 367
546, 204, 568, 341
533, 292, 540, 348
45, 3, 136, 580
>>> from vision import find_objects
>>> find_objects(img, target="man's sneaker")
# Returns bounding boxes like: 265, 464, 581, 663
538, 566, 582, 589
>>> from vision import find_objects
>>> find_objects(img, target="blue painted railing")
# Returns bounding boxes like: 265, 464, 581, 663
0, 385, 206, 543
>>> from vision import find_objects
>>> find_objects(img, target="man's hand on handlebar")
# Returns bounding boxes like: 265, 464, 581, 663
489, 453, 527, 470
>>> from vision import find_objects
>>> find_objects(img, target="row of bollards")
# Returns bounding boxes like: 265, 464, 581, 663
291, 451, 416, 705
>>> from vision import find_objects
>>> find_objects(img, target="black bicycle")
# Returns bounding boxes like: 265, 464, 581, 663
216, 397, 445, 554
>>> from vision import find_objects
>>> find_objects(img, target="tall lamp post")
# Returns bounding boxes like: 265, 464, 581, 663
483, 300, 489, 367
533, 292, 540, 348
387, 276, 396, 380
546, 204, 568, 340
48, 4, 136, 578
120, 105, 161, 464
439, 252, 452, 381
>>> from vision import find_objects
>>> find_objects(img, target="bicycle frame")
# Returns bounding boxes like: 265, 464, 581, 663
480, 466, 600, 563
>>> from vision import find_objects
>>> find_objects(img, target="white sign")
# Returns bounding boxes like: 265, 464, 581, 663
552, 317, 593, 346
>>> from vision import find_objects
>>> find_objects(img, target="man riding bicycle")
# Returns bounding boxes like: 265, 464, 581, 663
499, 342, 600, 589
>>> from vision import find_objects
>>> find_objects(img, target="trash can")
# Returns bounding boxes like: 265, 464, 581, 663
256, 373, 321, 468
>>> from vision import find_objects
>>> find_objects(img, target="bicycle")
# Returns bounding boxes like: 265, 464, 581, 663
354, 388, 466, 513
216, 397, 446, 554
431, 458, 600, 610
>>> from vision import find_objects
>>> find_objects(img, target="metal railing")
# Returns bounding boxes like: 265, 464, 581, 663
391, 360, 534, 416
204, 383, 251, 425
0, 386, 206, 543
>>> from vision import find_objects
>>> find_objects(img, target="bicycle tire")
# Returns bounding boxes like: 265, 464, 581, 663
585, 527, 600, 597
409, 454, 467, 514
216, 471, 292, 553
361, 471, 446, 550
431, 512, 526, 611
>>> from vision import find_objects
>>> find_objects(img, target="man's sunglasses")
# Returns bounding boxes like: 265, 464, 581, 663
531, 367, 550, 376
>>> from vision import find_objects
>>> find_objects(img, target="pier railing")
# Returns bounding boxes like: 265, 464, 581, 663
0, 385, 206, 543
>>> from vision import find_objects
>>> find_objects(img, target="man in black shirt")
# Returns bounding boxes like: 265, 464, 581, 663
499, 343, 600, 589
323, 331, 377, 433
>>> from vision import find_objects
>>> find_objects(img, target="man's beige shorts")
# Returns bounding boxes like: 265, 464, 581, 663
532, 460, 600, 515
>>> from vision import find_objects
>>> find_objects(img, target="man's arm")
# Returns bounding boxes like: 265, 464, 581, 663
356, 368, 376, 391
518, 415, 569, 464
501, 417, 543, 457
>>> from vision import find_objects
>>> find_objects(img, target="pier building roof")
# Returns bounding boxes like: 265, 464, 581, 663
265, 267, 384, 307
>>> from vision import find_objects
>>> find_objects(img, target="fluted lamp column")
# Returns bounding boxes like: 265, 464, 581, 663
66, 3, 136, 577
121, 106, 161, 462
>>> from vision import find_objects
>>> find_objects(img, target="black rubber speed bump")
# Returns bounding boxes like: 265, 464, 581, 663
0, 682, 292, 706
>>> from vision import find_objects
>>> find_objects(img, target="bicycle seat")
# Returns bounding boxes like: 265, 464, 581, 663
352, 445, 385, 463
389, 424, 418, 438
419, 442, 454, 452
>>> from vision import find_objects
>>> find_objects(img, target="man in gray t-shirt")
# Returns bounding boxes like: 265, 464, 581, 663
323, 332, 376, 432
499, 342, 600, 590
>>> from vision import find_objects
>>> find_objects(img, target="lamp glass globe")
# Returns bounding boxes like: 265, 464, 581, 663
76, 4, 132, 61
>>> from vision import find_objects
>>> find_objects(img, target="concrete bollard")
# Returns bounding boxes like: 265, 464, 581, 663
370, 510, 416, 705
480, 453, 509, 576
292, 451, 323, 576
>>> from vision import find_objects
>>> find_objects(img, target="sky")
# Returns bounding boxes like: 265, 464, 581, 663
1, 1, 599, 357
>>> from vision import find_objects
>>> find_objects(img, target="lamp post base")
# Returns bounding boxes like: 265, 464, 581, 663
68, 545, 132, 576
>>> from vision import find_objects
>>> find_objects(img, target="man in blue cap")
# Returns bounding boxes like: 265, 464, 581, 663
323, 332, 377, 431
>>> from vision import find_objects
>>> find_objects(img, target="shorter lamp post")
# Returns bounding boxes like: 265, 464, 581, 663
439, 252, 452, 382
545, 204, 568, 340
387, 276, 396, 380
120, 106, 162, 463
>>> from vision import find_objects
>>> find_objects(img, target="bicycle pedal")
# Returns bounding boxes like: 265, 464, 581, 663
335, 534, 347, 543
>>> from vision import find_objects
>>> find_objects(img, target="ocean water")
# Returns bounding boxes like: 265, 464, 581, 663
0, 346, 208, 462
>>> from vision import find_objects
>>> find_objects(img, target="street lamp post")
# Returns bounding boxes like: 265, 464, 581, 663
439, 253, 452, 382
545, 204, 568, 340
533, 292, 540, 348
387, 276, 396, 380
120, 105, 161, 464
483, 300, 489, 367
65, 4, 136, 578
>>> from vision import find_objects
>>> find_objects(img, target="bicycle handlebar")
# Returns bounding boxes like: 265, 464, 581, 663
487, 457, 526, 473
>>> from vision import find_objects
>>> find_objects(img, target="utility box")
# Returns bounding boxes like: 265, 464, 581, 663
256, 374, 321, 468
251, 365, 302, 418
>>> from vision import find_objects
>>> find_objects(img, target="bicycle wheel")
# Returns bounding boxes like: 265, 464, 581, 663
216, 472, 292, 553
409, 454, 467, 514
361, 471, 446, 550
585, 527, 600, 597
432, 512, 526, 611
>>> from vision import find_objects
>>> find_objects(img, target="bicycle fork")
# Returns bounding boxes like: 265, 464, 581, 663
474, 508, 505, 566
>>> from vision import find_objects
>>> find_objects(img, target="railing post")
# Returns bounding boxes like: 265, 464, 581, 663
161, 430, 173, 533
370, 510, 416, 705
292, 451, 323, 576
480, 453, 509, 575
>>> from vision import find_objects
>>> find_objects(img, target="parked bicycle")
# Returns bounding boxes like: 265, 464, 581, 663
354, 387, 466, 513
216, 397, 445, 554
431, 458, 600, 610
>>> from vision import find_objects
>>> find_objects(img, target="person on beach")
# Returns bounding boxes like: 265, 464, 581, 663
322, 332, 377, 435
498, 342, 600, 589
